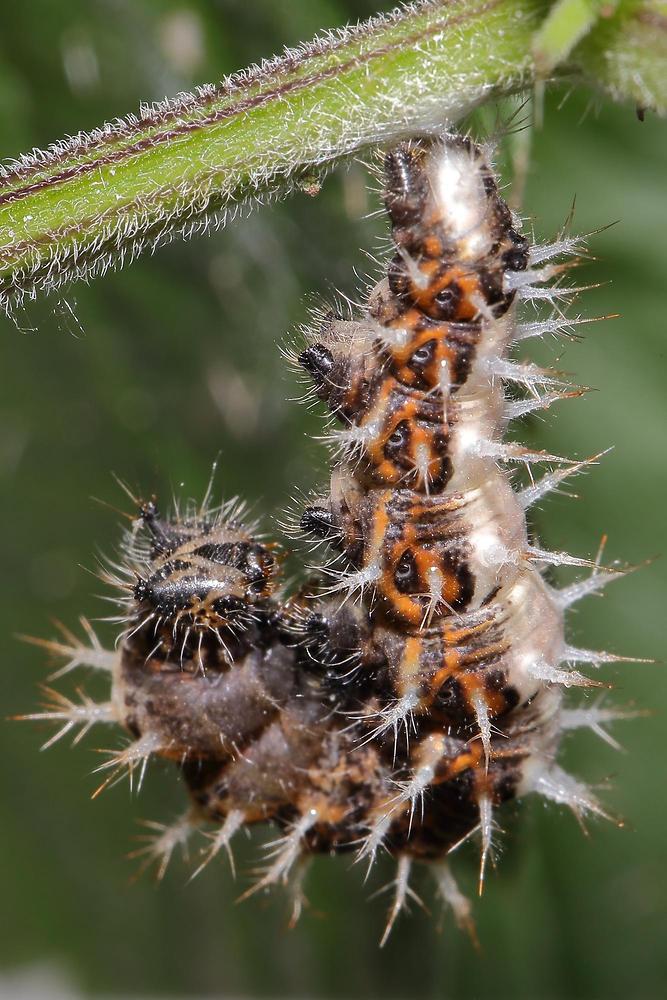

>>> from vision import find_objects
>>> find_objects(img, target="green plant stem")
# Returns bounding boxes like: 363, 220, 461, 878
0, 0, 664, 316
533, 0, 620, 75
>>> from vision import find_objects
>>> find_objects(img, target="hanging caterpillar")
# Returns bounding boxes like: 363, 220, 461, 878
22, 134, 637, 943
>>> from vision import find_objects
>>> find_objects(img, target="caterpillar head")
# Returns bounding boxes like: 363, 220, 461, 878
129, 498, 279, 640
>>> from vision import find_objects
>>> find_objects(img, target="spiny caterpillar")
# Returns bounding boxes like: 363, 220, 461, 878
23, 135, 638, 943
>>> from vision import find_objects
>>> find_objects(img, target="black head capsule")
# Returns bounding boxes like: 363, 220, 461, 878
299, 505, 341, 543
132, 565, 247, 628
295, 606, 365, 695
383, 144, 430, 235
299, 344, 335, 388
502, 233, 530, 273
127, 501, 279, 642
298, 341, 357, 414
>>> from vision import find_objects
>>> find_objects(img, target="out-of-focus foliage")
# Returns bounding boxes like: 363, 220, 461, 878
0, 2, 664, 998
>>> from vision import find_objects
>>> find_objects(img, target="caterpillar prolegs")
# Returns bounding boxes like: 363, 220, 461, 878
24, 135, 637, 941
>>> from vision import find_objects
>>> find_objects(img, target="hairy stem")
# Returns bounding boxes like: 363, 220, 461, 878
0, 0, 664, 316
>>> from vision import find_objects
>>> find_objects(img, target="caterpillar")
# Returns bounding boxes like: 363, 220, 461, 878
22, 134, 636, 943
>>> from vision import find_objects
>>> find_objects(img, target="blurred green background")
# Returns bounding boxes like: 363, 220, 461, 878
0, 2, 665, 998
